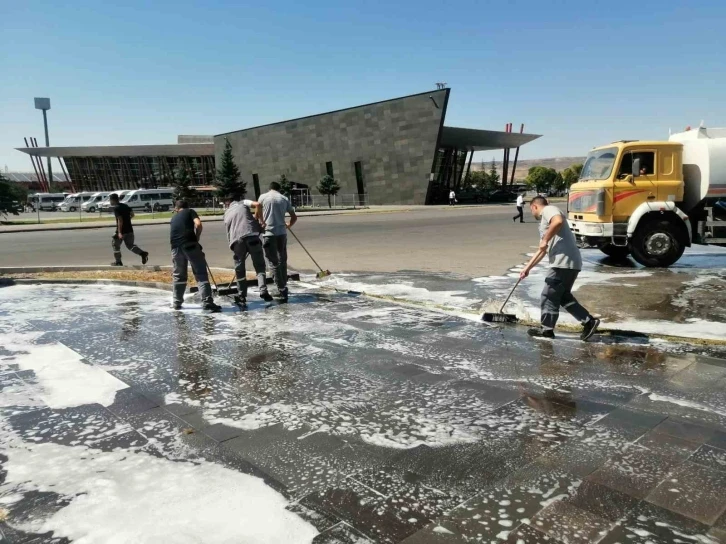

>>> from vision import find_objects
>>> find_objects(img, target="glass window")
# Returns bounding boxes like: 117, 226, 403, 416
618, 151, 655, 177
580, 147, 617, 181
161, 193, 173, 200
325, 161, 334, 178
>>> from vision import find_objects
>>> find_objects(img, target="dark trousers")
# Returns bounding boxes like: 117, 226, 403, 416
112, 232, 144, 263
449, 198, 456, 206
172, 243, 213, 305
262, 234, 288, 292
513, 206, 524, 222
541, 268, 592, 331
232, 236, 268, 299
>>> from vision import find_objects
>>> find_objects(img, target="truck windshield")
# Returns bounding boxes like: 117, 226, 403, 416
580, 147, 617, 181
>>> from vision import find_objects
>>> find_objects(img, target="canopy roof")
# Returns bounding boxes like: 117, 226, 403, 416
440, 126, 540, 151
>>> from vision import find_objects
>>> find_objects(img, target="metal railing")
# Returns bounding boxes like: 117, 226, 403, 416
293, 193, 369, 209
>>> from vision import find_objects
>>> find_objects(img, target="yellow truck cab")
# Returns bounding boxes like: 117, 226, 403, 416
568, 127, 726, 267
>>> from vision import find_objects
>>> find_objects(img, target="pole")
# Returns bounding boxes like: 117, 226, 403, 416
43, 109, 52, 190
510, 124, 525, 185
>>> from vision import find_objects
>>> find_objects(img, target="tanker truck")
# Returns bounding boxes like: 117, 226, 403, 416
567, 126, 726, 267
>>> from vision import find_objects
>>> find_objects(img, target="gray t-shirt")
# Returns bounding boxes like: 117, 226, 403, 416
539, 205, 582, 270
258, 190, 294, 237
224, 200, 261, 248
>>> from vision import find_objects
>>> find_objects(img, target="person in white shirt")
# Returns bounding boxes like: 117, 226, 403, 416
449, 190, 456, 206
512, 193, 525, 223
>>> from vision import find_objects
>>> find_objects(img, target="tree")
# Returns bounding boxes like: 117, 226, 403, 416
317, 175, 341, 208
173, 165, 197, 203
0, 174, 23, 218
215, 139, 246, 200
561, 164, 582, 190
487, 158, 500, 186
278, 174, 294, 197
525, 166, 559, 194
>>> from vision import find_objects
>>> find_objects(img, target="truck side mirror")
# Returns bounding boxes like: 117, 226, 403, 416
632, 158, 641, 178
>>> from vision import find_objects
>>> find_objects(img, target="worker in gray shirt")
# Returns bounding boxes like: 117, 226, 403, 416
257, 181, 297, 302
223, 195, 273, 306
519, 196, 600, 340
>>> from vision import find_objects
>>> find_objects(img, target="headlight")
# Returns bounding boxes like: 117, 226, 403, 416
585, 224, 603, 234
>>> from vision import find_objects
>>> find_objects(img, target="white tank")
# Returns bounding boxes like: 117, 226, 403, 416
669, 127, 726, 212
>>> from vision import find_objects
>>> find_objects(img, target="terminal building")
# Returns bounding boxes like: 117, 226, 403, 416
17, 89, 540, 204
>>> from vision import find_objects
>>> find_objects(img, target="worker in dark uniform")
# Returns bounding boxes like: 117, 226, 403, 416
169, 200, 221, 313
223, 195, 273, 307
110, 193, 149, 266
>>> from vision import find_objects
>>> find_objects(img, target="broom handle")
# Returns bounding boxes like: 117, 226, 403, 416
206, 264, 218, 289
288, 228, 324, 273
499, 278, 521, 313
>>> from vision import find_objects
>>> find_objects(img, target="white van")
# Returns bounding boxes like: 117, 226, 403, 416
59, 192, 96, 212
98, 190, 129, 212
82, 192, 111, 213
30, 193, 67, 211
121, 188, 174, 212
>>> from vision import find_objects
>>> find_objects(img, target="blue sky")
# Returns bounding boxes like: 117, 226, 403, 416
2, 0, 725, 171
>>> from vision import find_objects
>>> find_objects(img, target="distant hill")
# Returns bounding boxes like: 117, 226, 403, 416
470, 156, 586, 182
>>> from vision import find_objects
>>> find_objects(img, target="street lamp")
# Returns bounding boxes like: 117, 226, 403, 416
34, 97, 52, 188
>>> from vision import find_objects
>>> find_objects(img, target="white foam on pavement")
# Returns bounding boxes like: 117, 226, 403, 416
2, 431, 317, 544
2, 332, 126, 409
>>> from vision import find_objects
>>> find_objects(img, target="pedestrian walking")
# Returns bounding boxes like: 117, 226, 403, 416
449, 190, 457, 206
257, 181, 298, 302
223, 195, 273, 306
512, 192, 525, 223
169, 200, 221, 313
519, 196, 600, 340
110, 193, 149, 266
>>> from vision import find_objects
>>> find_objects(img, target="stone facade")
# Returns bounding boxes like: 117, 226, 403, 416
215, 89, 449, 205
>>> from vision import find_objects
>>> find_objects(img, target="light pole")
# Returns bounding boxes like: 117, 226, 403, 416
34, 97, 52, 189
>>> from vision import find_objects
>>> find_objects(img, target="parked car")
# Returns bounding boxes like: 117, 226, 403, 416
456, 188, 489, 204
486, 190, 518, 203
121, 189, 174, 212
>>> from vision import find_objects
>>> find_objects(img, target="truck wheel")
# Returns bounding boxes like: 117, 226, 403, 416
70, 207, 76, 212
599, 244, 630, 260
88, 206, 96, 213
630, 219, 685, 267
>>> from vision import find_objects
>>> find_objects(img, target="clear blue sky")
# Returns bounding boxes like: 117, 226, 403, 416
2, 0, 725, 171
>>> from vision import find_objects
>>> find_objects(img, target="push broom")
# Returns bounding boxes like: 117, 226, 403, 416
482, 278, 521, 323
288, 228, 331, 279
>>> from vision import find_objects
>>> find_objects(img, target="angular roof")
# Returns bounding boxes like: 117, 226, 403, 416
440, 126, 541, 151
15, 143, 214, 158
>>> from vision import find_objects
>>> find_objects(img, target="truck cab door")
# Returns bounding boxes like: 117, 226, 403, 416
613, 150, 657, 222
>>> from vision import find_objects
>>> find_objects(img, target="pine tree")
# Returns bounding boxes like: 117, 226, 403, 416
488, 159, 500, 186
215, 139, 246, 200
317, 175, 341, 208
278, 174, 294, 197
173, 165, 197, 203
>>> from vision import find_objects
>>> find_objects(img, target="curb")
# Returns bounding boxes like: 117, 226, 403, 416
0, 208, 404, 234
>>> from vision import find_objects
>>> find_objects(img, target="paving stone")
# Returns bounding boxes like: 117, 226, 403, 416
530, 500, 613, 543
708, 430, 726, 450
503, 522, 564, 543
312, 521, 376, 544
564, 479, 640, 522
690, 444, 726, 473
287, 494, 342, 533
646, 461, 726, 525
201, 422, 244, 443
653, 416, 718, 444
598, 501, 715, 544
105, 387, 159, 418
587, 440, 693, 500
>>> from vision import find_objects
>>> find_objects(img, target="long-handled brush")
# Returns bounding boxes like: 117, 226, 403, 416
482, 278, 521, 323
288, 228, 331, 278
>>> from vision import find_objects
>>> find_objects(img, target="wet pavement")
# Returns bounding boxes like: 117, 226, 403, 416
315, 245, 726, 342
1, 283, 726, 543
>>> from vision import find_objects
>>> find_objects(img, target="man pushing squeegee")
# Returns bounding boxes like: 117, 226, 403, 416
484, 196, 600, 342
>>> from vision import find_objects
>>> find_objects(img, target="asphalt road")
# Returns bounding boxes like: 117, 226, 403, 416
0, 205, 540, 277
